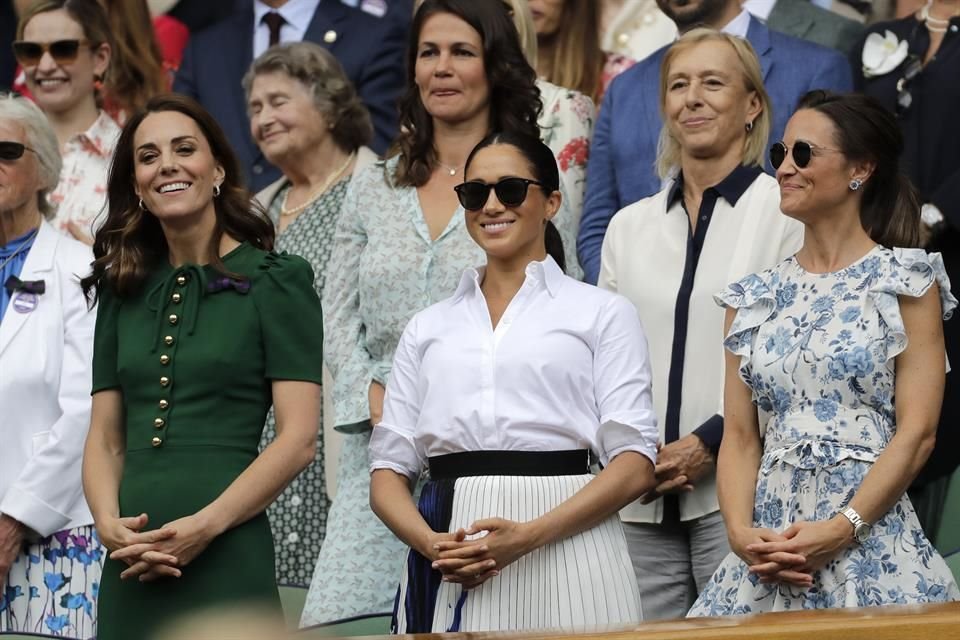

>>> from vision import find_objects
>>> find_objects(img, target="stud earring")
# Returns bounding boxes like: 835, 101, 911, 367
849, 178, 862, 191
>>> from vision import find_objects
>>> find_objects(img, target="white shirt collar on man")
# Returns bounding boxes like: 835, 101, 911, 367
253, 0, 321, 59
721, 8, 753, 38
741, 0, 777, 22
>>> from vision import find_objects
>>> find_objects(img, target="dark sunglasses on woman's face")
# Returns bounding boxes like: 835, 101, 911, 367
454, 177, 544, 211
769, 140, 840, 169
12, 39, 91, 66
0, 141, 35, 161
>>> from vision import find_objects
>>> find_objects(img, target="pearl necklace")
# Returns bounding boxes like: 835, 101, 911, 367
280, 152, 356, 217
437, 161, 460, 177
921, 0, 959, 32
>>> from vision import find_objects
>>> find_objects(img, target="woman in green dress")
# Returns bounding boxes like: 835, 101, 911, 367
243, 42, 377, 587
80, 93, 324, 640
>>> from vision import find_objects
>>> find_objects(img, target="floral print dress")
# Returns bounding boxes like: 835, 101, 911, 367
689, 246, 960, 616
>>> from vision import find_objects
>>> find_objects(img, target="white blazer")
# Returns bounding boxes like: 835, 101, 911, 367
0, 221, 96, 537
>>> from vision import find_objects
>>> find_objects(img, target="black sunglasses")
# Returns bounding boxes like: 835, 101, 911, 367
454, 177, 544, 211
769, 140, 842, 169
0, 141, 35, 161
12, 39, 92, 66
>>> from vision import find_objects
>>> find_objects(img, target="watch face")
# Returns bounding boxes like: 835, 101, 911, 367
855, 523, 871, 543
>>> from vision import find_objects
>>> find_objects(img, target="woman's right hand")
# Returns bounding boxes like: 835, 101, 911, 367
96, 513, 180, 576
428, 528, 498, 590
368, 380, 386, 426
728, 525, 811, 587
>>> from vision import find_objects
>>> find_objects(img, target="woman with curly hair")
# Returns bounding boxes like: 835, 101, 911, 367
300, 0, 546, 626
81, 93, 324, 640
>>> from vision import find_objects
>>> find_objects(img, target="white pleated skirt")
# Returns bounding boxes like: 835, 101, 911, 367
393, 473, 642, 633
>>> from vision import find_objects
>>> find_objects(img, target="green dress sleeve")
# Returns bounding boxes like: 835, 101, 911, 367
91, 283, 120, 393
252, 252, 325, 383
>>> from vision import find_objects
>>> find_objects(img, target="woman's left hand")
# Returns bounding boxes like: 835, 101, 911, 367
746, 517, 852, 580
433, 518, 536, 589
112, 513, 220, 581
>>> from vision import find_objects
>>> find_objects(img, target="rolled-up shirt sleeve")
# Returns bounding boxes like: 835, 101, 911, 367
593, 295, 659, 466
369, 315, 424, 480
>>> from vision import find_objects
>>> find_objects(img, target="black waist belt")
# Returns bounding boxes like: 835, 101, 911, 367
428, 449, 591, 479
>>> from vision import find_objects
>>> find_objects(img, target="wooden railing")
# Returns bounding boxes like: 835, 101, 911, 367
335, 603, 960, 640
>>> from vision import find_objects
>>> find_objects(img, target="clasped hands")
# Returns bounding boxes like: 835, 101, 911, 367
639, 435, 715, 504
731, 516, 854, 588
427, 518, 535, 590
98, 512, 217, 582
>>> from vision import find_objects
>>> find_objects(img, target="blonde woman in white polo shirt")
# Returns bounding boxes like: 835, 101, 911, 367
598, 28, 803, 620
371, 132, 658, 633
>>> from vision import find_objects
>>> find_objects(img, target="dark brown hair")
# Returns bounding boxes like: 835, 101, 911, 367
537, 0, 605, 103
391, 0, 541, 187
100, 0, 168, 115
82, 94, 275, 301
798, 90, 920, 248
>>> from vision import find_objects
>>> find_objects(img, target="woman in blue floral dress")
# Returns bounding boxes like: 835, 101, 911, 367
689, 91, 960, 616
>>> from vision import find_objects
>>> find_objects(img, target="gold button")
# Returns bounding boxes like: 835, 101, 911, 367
617, 32, 629, 45
160, 376, 170, 387
176, 275, 187, 285
151, 436, 162, 447
171, 292, 182, 303
168, 314, 178, 325
159, 399, 169, 410
154, 418, 165, 428
160, 354, 170, 365
164, 335, 174, 346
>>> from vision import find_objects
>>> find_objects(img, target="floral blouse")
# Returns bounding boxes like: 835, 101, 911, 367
49, 111, 122, 241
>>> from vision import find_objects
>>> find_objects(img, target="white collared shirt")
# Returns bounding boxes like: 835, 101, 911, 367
599, 172, 803, 523
742, 0, 777, 22
722, 8, 753, 38
253, 0, 321, 58
369, 257, 659, 480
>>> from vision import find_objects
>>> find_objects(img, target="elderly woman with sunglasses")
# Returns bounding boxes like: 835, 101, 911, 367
14, 0, 121, 245
371, 131, 657, 632
597, 29, 803, 620
853, 0, 960, 537
0, 94, 98, 639
688, 90, 959, 615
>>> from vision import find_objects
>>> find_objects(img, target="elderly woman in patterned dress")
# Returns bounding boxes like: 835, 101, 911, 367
243, 42, 377, 588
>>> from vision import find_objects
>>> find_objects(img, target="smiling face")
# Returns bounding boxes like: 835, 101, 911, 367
414, 12, 491, 126
248, 71, 330, 167
133, 111, 225, 225
463, 143, 560, 265
663, 40, 760, 163
0, 119, 41, 217
656, 0, 731, 30
21, 9, 109, 117
776, 108, 869, 223
528, 0, 564, 36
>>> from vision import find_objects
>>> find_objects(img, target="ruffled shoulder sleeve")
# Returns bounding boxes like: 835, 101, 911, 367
251, 251, 324, 384
871, 248, 957, 360
714, 269, 782, 362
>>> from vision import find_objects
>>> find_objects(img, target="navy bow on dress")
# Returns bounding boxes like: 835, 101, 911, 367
206, 276, 251, 294
4, 275, 45, 294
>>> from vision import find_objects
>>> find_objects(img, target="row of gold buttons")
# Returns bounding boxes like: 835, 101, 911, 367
153, 274, 187, 447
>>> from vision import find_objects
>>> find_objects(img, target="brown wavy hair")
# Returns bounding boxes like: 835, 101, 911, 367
100, 0, 168, 114
391, 0, 542, 187
536, 0, 605, 103
82, 94, 274, 301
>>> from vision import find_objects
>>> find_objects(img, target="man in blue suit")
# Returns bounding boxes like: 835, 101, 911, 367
174, 0, 407, 191
578, 0, 853, 284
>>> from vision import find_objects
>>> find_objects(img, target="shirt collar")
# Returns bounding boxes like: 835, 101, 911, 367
741, 0, 776, 22
721, 9, 752, 38
70, 111, 121, 158
665, 164, 763, 212
452, 256, 565, 302
254, 0, 321, 30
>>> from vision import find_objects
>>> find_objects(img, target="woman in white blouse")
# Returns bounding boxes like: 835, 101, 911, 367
370, 131, 658, 633
598, 29, 803, 620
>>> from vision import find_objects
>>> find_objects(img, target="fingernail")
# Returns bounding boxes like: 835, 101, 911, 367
431, 562, 438, 569
432, 544, 439, 550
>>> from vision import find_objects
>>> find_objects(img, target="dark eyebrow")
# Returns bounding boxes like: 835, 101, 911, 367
135, 136, 199, 153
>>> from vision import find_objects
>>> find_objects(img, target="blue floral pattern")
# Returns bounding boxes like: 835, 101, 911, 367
0, 525, 102, 638
689, 247, 960, 615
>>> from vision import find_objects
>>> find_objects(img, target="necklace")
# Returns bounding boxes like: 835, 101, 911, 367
280, 151, 356, 217
921, 0, 959, 32
0, 226, 40, 273
437, 161, 460, 177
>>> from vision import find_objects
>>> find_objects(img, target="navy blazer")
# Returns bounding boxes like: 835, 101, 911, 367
174, 0, 406, 191
578, 17, 854, 283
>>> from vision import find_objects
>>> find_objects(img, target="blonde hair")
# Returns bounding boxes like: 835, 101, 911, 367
503, 0, 538, 69
655, 28, 771, 179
